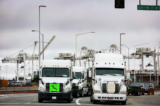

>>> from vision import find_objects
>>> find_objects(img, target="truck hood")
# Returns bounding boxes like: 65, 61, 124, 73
72, 79, 80, 84
96, 76, 124, 83
41, 77, 69, 84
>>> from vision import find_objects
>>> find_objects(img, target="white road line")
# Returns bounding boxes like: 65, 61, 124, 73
33, 99, 37, 101
0, 95, 5, 96
25, 102, 30, 104
76, 98, 82, 105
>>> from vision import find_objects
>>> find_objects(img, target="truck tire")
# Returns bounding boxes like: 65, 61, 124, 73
134, 89, 138, 96
90, 96, 93, 102
79, 89, 84, 97
67, 93, 72, 103
121, 101, 126, 105
67, 99, 71, 103
142, 90, 144, 95
93, 99, 98, 104
73, 90, 78, 98
138, 89, 141, 96
38, 99, 43, 103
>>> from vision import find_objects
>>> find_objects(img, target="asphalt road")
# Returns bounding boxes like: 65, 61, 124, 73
0, 93, 160, 106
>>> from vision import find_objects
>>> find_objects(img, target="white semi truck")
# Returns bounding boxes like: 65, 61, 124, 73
38, 60, 73, 103
72, 66, 89, 98
90, 53, 127, 105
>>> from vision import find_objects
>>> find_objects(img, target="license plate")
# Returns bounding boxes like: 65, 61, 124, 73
52, 96, 56, 99
108, 97, 113, 100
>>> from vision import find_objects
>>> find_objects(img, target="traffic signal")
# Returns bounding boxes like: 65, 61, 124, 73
115, 0, 125, 8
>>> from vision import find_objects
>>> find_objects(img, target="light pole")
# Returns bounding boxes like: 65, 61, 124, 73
32, 30, 44, 60
134, 43, 148, 82
5, 65, 8, 80
39, 5, 46, 78
121, 44, 129, 72
120, 33, 125, 54
0, 66, 1, 80
75, 32, 95, 66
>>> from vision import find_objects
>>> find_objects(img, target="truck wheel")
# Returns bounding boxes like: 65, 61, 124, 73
138, 90, 141, 96
67, 99, 71, 103
142, 90, 144, 95
79, 90, 84, 97
93, 99, 97, 104
38, 99, 43, 103
73, 90, 78, 98
67, 93, 72, 103
134, 89, 138, 96
121, 101, 126, 105
90, 96, 93, 102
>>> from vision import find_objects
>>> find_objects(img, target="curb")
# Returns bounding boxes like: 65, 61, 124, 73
0, 91, 38, 94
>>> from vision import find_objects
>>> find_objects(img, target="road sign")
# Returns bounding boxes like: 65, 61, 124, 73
137, 5, 160, 10
136, 48, 151, 53
59, 53, 72, 58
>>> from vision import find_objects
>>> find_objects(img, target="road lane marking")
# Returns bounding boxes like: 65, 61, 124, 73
25, 102, 30, 104
33, 99, 37, 101
129, 94, 158, 104
76, 98, 82, 105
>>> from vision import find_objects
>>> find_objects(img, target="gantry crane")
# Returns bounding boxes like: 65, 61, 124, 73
1, 36, 55, 82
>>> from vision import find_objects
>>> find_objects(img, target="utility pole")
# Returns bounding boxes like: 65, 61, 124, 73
120, 33, 125, 54
0, 66, 1, 79
5, 65, 8, 91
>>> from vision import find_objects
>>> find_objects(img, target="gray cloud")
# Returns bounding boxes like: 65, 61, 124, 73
0, 0, 160, 79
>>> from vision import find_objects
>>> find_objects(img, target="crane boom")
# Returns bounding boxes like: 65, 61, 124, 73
40, 36, 55, 56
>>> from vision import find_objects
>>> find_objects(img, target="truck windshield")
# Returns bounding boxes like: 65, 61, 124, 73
42, 68, 69, 77
130, 83, 140, 87
74, 72, 82, 79
96, 68, 124, 76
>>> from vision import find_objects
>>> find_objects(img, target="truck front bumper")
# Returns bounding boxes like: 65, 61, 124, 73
38, 91, 71, 100
93, 93, 127, 101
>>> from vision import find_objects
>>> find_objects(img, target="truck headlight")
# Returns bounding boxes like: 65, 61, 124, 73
94, 90, 101, 93
64, 87, 70, 93
120, 91, 126, 94
39, 87, 45, 92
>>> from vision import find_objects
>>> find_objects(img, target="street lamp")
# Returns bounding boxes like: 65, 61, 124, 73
134, 43, 148, 82
75, 32, 95, 66
0, 66, 1, 79
32, 30, 44, 60
39, 5, 46, 78
120, 33, 125, 54
121, 44, 129, 72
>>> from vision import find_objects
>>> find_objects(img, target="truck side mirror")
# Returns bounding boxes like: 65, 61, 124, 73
39, 77, 42, 80
70, 79, 73, 81
121, 79, 125, 82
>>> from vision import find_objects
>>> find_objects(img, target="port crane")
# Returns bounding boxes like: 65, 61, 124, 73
1, 36, 55, 82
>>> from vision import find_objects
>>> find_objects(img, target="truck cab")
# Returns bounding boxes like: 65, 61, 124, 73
90, 53, 127, 105
72, 66, 88, 97
38, 60, 73, 103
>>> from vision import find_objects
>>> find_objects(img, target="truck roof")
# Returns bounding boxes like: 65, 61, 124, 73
42, 60, 71, 68
94, 53, 124, 68
72, 66, 86, 72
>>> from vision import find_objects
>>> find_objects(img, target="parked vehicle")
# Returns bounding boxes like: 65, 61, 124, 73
38, 60, 73, 103
90, 53, 128, 105
143, 83, 154, 93
128, 82, 145, 96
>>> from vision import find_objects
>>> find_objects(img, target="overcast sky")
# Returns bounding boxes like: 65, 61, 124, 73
0, 0, 160, 79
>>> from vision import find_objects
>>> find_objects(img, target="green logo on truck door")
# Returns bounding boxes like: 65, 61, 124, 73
49, 84, 60, 92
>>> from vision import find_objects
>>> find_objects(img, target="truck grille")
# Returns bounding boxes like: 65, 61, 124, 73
46, 83, 63, 92
102, 83, 120, 94
107, 83, 115, 93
